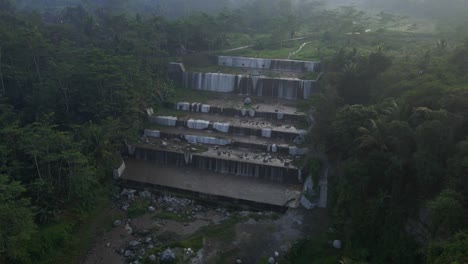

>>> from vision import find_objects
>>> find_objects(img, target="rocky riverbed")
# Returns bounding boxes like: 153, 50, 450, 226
82, 188, 328, 264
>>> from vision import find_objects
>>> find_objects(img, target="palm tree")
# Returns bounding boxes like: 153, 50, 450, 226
356, 119, 388, 152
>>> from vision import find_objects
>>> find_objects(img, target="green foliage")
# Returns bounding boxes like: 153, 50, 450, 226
0, 175, 36, 263
427, 231, 468, 264
308, 30, 468, 263
281, 236, 340, 264
127, 199, 151, 219
427, 190, 464, 238
27, 222, 73, 262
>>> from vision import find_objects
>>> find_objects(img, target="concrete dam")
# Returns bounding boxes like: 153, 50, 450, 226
119, 56, 319, 210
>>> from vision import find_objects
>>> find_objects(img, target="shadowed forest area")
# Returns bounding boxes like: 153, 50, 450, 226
0, 0, 467, 263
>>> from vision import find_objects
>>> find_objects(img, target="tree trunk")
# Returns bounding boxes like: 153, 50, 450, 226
0, 47, 5, 95
34, 153, 42, 180
60, 80, 69, 113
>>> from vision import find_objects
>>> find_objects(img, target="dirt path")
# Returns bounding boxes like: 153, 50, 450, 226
288, 42, 311, 59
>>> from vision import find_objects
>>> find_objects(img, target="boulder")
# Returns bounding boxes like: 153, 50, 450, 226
129, 240, 141, 249
148, 206, 156, 212
332, 240, 342, 249
268, 257, 275, 264
113, 220, 122, 227
274, 251, 279, 258
160, 248, 176, 263
125, 224, 133, 235
236, 259, 243, 264
148, 254, 157, 262
139, 191, 152, 199
124, 250, 133, 257
243, 97, 252, 105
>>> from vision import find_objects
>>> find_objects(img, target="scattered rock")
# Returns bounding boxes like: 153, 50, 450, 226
129, 240, 141, 249
145, 237, 152, 243
333, 240, 342, 249
106, 242, 111, 247
124, 250, 133, 257
125, 223, 133, 235
236, 258, 243, 264
113, 220, 122, 227
139, 191, 152, 199
160, 248, 176, 263
148, 254, 156, 262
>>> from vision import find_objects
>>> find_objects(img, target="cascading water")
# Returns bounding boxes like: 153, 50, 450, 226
187, 119, 210, 130
185, 135, 231, 145
134, 147, 300, 183
218, 56, 319, 73
213, 122, 230, 133
183, 72, 238, 92
262, 128, 272, 138
144, 129, 160, 138
182, 71, 317, 99
176, 102, 190, 111
153, 116, 177, 126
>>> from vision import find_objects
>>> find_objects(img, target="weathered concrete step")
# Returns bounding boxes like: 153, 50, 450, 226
120, 158, 302, 208
150, 115, 306, 142
217, 56, 321, 73
144, 127, 307, 156
164, 110, 304, 130
131, 142, 305, 184
165, 101, 307, 123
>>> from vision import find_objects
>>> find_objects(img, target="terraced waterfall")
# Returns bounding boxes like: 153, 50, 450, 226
118, 56, 322, 210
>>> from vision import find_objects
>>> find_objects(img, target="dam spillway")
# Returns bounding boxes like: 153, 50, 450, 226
217, 56, 320, 72
181, 71, 318, 100
120, 56, 320, 209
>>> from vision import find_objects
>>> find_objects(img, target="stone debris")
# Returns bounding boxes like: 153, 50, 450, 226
129, 240, 141, 249
124, 250, 133, 258
113, 220, 122, 227
160, 248, 176, 263
333, 240, 342, 249
125, 223, 133, 235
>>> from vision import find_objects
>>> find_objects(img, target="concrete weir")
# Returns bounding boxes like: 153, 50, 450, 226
120, 56, 320, 209
217, 56, 320, 72
120, 159, 302, 210
133, 145, 302, 184
182, 72, 318, 99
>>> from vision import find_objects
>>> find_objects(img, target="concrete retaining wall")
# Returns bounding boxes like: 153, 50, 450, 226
218, 56, 320, 72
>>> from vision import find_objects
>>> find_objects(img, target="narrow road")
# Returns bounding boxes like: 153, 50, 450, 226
219, 36, 311, 54
288, 42, 311, 59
